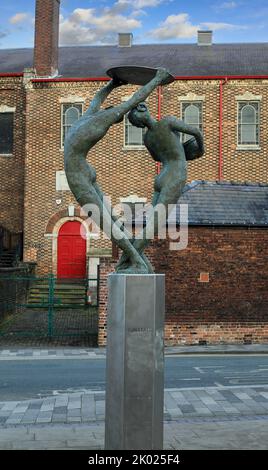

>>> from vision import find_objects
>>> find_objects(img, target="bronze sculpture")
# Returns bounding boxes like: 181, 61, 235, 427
64, 67, 205, 274
116, 102, 204, 271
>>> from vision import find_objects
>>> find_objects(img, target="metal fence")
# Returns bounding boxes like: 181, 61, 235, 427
0, 274, 99, 346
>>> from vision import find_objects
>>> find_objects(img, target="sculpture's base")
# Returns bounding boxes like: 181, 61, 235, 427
105, 274, 165, 450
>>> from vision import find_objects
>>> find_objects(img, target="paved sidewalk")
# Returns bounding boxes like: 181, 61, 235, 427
1, 344, 268, 359
0, 384, 268, 450
0, 416, 267, 450
1, 386, 268, 426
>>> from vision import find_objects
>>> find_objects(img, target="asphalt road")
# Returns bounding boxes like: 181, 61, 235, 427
0, 355, 268, 401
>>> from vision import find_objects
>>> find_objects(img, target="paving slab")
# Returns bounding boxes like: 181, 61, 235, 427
0, 418, 267, 450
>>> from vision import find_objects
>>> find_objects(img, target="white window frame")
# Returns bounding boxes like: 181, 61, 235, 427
123, 113, 146, 150
0, 105, 16, 157
180, 101, 203, 143
61, 102, 83, 149
237, 101, 260, 150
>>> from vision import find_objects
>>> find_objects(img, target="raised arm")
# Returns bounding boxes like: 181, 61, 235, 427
113, 68, 171, 118
85, 78, 123, 115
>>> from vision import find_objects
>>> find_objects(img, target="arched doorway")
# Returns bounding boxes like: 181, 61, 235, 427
57, 221, 86, 279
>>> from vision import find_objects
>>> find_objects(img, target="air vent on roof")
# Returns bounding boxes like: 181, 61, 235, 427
118, 33, 133, 47
197, 30, 213, 46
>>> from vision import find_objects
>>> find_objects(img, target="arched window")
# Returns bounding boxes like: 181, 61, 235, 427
181, 102, 203, 143
238, 102, 259, 146
61, 103, 83, 147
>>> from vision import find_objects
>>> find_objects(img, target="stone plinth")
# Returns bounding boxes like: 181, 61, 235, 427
105, 274, 165, 450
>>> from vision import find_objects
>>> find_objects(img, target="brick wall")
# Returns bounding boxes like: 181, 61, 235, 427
162, 79, 268, 183
23, 78, 268, 274
98, 227, 268, 346
0, 76, 25, 234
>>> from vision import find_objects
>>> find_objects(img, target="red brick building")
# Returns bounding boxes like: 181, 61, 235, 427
0, 0, 267, 344
98, 181, 268, 345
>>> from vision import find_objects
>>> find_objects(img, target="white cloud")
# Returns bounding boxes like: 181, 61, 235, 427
9, 13, 32, 25
59, 6, 141, 45
150, 13, 198, 40
202, 21, 247, 31
134, 0, 164, 6
150, 12, 247, 40
117, 0, 164, 7
130, 9, 147, 18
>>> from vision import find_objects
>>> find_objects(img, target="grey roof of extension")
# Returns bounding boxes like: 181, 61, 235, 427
1, 43, 268, 77
171, 181, 268, 226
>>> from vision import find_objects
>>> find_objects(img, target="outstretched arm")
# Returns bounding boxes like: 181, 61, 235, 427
85, 78, 124, 115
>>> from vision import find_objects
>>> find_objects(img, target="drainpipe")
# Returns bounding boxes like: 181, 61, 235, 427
219, 77, 228, 180
156, 85, 162, 175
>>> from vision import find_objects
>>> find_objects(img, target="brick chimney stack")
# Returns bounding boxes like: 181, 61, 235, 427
34, 0, 61, 77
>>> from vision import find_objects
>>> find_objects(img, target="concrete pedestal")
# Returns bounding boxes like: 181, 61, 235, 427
105, 274, 165, 450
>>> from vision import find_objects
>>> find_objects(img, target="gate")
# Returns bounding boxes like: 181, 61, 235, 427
0, 274, 99, 346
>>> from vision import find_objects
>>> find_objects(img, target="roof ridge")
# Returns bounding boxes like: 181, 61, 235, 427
185, 180, 268, 189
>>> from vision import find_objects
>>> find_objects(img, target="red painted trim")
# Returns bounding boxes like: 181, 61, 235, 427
30, 74, 268, 84
156, 86, 162, 175
174, 75, 268, 80
32, 76, 109, 83
0, 73, 23, 77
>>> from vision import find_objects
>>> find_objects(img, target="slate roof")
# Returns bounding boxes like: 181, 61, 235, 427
172, 181, 268, 226
1, 43, 268, 77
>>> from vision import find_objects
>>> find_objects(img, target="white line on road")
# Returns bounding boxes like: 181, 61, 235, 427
180, 378, 201, 381
195, 366, 226, 369
214, 382, 224, 388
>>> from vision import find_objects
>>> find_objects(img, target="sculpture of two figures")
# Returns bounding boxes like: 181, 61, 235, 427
64, 66, 205, 274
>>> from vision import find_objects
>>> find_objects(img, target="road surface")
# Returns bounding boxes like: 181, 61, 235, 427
0, 354, 268, 400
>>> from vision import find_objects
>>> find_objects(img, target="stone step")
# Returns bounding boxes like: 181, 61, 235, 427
28, 295, 86, 302
27, 281, 87, 308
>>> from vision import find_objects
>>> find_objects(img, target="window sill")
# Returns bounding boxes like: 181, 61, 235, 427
236, 146, 261, 151
0, 154, 13, 157
123, 146, 146, 151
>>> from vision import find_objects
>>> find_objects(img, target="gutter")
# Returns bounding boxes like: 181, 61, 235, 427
31, 76, 109, 83
219, 77, 228, 180
174, 75, 268, 80
30, 74, 268, 83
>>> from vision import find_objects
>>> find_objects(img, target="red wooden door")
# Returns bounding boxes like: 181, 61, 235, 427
57, 221, 86, 279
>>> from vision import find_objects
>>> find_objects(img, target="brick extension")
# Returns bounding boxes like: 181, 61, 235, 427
98, 228, 268, 346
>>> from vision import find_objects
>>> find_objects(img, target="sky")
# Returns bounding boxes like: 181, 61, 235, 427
0, 0, 268, 49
